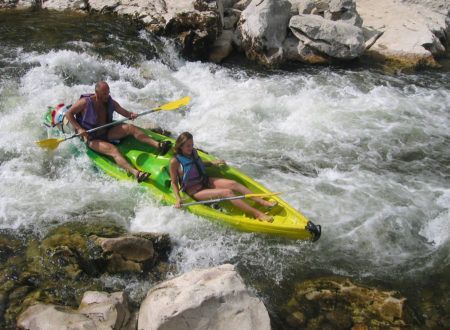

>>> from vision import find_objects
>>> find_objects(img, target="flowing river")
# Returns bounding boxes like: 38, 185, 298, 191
1, 10, 449, 328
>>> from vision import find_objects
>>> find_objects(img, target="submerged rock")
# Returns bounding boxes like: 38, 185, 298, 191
284, 277, 410, 328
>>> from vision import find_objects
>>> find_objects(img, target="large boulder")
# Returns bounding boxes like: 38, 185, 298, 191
289, 14, 365, 59
356, 0, 450, 68
138, 264, 271, 330
237, 0, 292, 66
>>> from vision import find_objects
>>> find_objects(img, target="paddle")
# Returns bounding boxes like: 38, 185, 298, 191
35, 96, 191, 150
181, 192, 281, 207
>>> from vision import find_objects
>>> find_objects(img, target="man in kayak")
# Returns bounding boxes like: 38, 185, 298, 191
66, 81, 171, 182
169, 132, 276, 222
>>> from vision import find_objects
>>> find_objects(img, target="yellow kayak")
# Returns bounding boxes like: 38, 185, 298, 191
86, 129, 321, 241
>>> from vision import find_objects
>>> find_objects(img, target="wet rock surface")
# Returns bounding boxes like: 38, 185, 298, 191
0, 222, 172, 329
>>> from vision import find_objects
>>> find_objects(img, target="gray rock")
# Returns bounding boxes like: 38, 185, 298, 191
298, 0, 316, 14
42, 0, 87, 11
289, 14, 365, 59
138, 264, 271, 330
325, 0, 363, 27
237, 0, 292, 66
209, 30, 235, 63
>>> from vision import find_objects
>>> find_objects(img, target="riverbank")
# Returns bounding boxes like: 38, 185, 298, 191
1, 0, 449, 71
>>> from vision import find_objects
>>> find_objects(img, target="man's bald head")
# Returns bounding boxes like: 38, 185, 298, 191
95, 81, 110, 103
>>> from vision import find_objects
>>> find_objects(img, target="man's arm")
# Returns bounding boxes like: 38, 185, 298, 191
66, 98, 89, 140
113, 100, 137, 120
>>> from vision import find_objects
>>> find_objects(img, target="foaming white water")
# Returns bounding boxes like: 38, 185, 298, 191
1, 45, 449, 282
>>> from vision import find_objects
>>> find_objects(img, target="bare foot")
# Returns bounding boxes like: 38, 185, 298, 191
261, 200, 278, 210
256, 214, 274, 223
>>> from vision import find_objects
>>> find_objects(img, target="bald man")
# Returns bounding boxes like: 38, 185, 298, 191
66, 81, 171, 182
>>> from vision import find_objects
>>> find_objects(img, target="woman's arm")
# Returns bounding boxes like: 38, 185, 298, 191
203, 159, 226, 167
169, 158, 183, 208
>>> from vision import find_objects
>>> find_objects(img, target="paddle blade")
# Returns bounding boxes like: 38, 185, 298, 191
158, 96, 191, 111
35, 138, 64, 150
244, 192, 282, 198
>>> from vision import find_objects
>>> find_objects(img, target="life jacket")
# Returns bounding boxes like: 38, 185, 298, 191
175, 149, 208, 192
76, 93, 115, 130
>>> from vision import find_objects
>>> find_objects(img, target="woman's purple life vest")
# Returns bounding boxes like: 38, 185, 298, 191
76, 93, 115, 130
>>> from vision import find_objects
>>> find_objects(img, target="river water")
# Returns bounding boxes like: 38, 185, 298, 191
1, 10, 449, 327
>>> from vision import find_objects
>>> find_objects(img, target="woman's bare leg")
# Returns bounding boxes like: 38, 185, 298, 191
192, 187, 272, 221
209, 177, 276, 207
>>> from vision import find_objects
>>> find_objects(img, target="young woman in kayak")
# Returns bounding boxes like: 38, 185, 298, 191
169, 132, 276, 222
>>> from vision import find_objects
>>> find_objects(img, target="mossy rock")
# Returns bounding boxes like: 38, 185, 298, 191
283, 277, 410, 329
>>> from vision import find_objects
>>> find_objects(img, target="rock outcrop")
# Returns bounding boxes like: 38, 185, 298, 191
1, 0, 449, 69
357, 0, 450, 68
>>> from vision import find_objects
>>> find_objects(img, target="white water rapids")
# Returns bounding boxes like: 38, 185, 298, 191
0, 22, 449, 306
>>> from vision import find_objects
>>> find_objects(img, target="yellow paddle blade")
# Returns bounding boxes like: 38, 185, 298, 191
158, 96, 191, 111
35, 138, 65, 150
244, 192, 282, 198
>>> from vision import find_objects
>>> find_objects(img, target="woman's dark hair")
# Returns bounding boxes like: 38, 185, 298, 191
174, 132, 193, 154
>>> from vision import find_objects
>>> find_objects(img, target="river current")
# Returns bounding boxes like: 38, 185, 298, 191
1, 10, 449, 327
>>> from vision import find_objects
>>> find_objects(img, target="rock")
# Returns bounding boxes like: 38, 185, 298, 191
42, 0, 87, 11
284, 277, 409, 328
78, 291, 130, 329
283, 36, 329, 64
209, 30, 235, 62
325, 0, 363, 27
138, 264, 271, 330
297, 0, 315, 14
17, 303, 96, 330
233, 0, 251, 11
237, 0, 292, 66
356, 0, 449, 69
223, 8, 241, 29
96, 236, 154, 262
17, 290, 131, 330
289, 14, 365, 59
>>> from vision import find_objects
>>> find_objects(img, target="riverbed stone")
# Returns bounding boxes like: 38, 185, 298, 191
284, 277, 409, 328
289, 14, 365, 59
138, 264, 271, 330
237, 0, 292, 66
